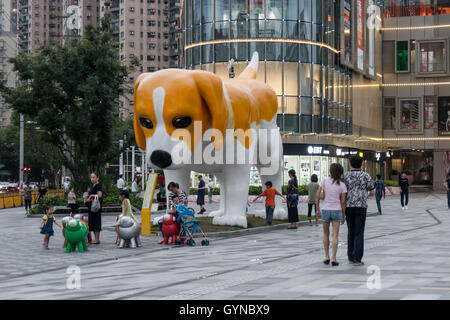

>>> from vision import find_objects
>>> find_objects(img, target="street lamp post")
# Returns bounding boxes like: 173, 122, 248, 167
19, 114, 24, 186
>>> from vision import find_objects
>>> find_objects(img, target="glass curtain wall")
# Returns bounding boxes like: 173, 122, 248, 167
184, 0, 352, 135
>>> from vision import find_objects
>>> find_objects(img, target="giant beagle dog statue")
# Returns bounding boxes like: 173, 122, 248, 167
134, 52, 286, 227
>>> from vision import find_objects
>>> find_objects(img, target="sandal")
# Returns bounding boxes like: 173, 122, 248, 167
331, 261, 339, 267
323, 259, 330, 265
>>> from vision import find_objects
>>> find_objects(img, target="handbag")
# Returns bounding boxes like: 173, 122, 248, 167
91, 195, 101, 213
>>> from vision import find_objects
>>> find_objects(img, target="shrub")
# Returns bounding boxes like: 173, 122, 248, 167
384, 180, 399, 187
28, 195, 67, 215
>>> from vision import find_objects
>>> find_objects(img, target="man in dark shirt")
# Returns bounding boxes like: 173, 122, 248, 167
197, 175, 206, 214
399, 172, 409, 210
374, 175, 386, 215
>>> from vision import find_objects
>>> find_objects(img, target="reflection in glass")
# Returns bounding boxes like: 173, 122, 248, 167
249, 19, 264, 38
214, 43, 229, 62
299, 0, 311, 22
215, 0, 230, 21
193, 0, 201, 24
192, 25, 201, 43
299, 22, 311, 40
231, 0, 248, 20
266, 43, 282, 61
202, 23, 213, 42
283, 0, 298, 20
266, 20, 282, 37
215, 21, 229, 40
231, 42, 247, 61
266, 0, 282, 19
201, 0, 213, 23
299, 63, 312, 96
231, 20, 248, 38
284, 62, 298, 96
266, 62, 282, 95
284, 43, 298, 62
202, 44, 213, 64
249, 42, 265, 61
285, 114, 299, 132
249, 0, 264, 19
284, 20, 298, 38
300, 44, 311, 62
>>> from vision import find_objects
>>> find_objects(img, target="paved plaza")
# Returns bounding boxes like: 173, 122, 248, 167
0, 192, 450, 300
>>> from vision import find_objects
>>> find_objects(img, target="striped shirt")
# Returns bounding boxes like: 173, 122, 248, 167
168, 190, 188, 209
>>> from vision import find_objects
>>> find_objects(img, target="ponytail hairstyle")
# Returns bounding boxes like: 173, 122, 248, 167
288, 169, 298, 187
329, 163, 344, 185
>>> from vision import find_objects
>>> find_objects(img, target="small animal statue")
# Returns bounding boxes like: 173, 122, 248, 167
73, 214, 92, 243
65, 218, 88, 253
117, 216, 142, 248
61, 216, 71, 248
161, 213, 180, 245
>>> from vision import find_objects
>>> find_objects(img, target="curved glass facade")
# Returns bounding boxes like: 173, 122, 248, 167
183, 0, 352, 134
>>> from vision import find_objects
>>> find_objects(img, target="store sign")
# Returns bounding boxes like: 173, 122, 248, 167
375, 152, 381, 161
386, 151, 391, 158
307, 146, 323, 155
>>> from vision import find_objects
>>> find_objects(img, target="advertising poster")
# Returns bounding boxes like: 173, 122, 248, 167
438, 97, 450, 136
357, 0, 364, 71
368, 0, 375, 76
342, 0, 353, 67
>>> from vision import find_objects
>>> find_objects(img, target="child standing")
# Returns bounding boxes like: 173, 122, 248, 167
40, 205, 61, 249
115, 190, 137, 246
307, 174, 320, 226
399, 172, 409, 210
253, 181, 286, 225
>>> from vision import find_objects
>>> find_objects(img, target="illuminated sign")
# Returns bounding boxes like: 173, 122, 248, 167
375, 152, 381, 161
307, 146, 323, 155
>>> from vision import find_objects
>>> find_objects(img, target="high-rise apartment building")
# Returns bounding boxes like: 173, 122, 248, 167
100, 0, 171, 116
0, 0, 18, 127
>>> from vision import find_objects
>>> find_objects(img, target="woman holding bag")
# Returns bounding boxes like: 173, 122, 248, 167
287, 169, 299, 229
87, 172, 103, 244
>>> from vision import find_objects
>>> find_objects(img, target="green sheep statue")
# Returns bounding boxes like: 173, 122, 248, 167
65, 218, 88, 253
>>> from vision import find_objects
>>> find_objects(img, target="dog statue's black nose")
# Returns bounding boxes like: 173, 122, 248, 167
150, 150, 172, 168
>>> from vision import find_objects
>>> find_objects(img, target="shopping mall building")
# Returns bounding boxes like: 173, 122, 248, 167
181, 0, 450, 190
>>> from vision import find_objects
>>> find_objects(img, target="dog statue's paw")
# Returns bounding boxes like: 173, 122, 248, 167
208, 209, 224, 218
213, 215, 247, 228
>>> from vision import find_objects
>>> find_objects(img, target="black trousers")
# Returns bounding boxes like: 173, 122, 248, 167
25, 199, 32, 211
400, 191, 409, 207
346, 207, 367, 263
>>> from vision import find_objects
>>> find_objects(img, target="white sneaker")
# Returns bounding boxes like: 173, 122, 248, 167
402, 207, 405, 210
405, 206, 408, 210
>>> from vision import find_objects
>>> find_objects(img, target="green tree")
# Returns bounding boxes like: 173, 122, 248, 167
0, 17, 138, 184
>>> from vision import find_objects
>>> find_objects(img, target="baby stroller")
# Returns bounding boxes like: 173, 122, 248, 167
174, 204, 210, 247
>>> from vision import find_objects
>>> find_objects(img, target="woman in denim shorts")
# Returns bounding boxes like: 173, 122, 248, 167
315, 163, 347, 266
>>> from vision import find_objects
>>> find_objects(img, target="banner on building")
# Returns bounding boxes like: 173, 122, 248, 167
357, 0, 364, 71
341, 0, 353, 68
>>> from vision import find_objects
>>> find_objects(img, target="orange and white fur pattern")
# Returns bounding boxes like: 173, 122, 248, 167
134, 52, 286, 227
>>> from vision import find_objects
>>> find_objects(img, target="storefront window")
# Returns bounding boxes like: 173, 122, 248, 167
438, 96, 450, 136
424, 96, 437, 129
398, 99, 422, 132
417, 40, 447, 74
299, 63, 312, 96
396, 41, 409, 72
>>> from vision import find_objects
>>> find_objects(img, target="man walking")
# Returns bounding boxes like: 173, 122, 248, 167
344, 156, 374, 266
374, 174, 386, 215
399, 172, 409, 210
131, 177, 138, 197
117, 174, 125, 192
196, 175, 206, 214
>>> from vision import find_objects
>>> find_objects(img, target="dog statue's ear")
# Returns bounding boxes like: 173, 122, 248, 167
133, 73, 151, 150
191, 71, 229, 149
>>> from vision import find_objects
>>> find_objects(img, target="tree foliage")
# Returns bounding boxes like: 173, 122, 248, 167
0, 17, 138, 183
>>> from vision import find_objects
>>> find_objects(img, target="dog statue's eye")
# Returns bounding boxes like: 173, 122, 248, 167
172, 116, 192, 129
139, 117, 154, 129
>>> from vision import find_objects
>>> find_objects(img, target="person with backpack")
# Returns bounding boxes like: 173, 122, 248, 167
374, 174, 386, 215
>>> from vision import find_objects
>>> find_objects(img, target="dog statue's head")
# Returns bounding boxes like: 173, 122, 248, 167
133, 69, 229, 169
